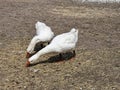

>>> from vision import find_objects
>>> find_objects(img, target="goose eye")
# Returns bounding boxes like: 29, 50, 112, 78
30, 60, 33, 63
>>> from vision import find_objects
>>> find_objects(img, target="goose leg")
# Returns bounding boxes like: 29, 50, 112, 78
59, 53, 62, 59
57, 53, 64, 62
48, 42, 50, 45
70, 50, 76, 61
41, 44, 44, 48
73, 50, 76, 57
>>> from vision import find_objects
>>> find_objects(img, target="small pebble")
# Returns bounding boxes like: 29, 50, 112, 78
82, 24, 90, 29
65, 74, 71, 77
0, 43, 3, 45
92, 88, 96, 90
34, 69, 39, 73
32, 75, 35, 78
118, 50, 120, 53
24, 86, 27, 88
80, 87, 82, 90
112, 87, 116, 90
5, 79, 9, 82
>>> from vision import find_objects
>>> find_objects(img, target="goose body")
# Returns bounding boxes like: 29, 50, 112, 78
26, 21, 54, 57
50, 29, 78, 53
26, 28, 78, 66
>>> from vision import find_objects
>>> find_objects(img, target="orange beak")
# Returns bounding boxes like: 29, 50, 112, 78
26, 52, 30, 58
25, 60, 30, 67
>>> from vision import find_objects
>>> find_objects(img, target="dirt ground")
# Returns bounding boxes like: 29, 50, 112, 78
0, 0, 120, 90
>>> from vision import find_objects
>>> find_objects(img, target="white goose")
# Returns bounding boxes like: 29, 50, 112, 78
26, 21, 54, 58
26, 28, 78, 67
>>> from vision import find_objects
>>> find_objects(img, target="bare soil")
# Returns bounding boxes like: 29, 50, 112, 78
0, 0, 120, 90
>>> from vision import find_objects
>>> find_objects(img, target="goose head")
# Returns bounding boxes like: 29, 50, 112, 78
25, 54, 39, 67
26, 36, 41, 58
35, 21, 46, 30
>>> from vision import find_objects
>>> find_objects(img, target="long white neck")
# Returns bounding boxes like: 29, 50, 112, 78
29, 43, 55, 63
27, 36, 39, 53
36, 44, 54, 57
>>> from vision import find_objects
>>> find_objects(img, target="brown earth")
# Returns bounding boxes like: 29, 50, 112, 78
0, 0, 120, 90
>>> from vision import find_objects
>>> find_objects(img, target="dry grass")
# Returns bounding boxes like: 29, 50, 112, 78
50, 6, 120, 18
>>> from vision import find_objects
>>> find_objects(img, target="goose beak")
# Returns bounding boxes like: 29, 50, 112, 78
26, 52, 30, 58
25, 60, 30, 67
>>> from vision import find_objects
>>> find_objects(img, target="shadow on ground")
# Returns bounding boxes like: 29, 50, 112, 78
30, 51, 75, 67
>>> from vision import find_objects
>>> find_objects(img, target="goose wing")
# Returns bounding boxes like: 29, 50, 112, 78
51, 31, 78, 52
